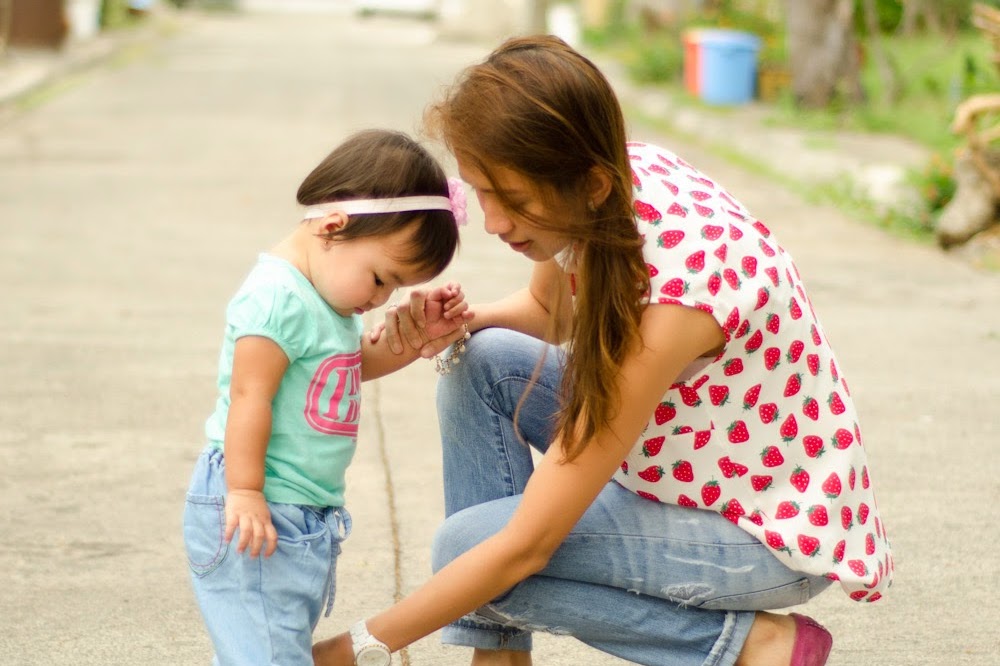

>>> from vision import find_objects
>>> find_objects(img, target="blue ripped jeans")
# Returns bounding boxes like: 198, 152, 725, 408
432, 329, 831, 666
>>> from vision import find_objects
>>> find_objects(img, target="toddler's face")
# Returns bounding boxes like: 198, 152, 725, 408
313, 224, 431, 318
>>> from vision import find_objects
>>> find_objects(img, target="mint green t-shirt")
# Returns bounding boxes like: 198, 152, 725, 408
204, 254, 363, 507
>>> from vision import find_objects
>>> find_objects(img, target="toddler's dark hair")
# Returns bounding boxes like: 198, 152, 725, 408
297, 129, 458, 278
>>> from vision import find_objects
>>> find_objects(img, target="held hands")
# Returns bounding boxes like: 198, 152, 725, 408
224, 488, 278, 559
369, 282, 474, 358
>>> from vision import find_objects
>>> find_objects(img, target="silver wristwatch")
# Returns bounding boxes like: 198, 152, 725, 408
350, 620, 391, 666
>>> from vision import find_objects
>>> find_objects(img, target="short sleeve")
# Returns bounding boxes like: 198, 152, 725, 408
225, 280, 313, 363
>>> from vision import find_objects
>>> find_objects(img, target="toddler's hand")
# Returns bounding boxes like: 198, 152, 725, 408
422, 282, 471, 340
224, 489, 278, 558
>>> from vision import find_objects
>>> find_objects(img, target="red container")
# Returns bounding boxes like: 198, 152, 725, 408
683, 29, 703, 96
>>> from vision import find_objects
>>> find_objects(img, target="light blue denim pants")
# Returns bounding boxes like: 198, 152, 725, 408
183, 448, 351, 666
432, 329, 831, 666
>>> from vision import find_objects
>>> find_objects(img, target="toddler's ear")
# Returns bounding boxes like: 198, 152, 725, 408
320, 211, 349, 236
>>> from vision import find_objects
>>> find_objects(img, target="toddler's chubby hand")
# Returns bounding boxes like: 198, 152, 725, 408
370, 282, 474, 356
224, 489, 278, 559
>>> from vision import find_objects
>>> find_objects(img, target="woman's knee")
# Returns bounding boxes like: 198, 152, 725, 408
431, 499, 515, 573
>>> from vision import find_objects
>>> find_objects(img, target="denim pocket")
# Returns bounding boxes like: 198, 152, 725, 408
183, 493, 229, 577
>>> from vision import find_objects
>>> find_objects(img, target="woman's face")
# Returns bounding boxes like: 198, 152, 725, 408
457, 158, 573, 263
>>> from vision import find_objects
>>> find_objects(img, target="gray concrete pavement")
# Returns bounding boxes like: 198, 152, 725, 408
1, 8, 998, 665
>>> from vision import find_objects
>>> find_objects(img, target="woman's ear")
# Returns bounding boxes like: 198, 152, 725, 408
586, 166, 613, 208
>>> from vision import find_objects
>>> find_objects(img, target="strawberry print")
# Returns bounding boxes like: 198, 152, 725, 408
636, 490, 660, 502
641, 436, 665, 457
671, 460, 694, 482
638, 465, 665, 482
661, 278, 689, 297
657, 229, 685, 249
617, 142, 890, 604
760, 446, 785, 468
634, 200, 662, 224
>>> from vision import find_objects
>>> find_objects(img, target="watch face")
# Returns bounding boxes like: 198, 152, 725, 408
357, 646, 391, 666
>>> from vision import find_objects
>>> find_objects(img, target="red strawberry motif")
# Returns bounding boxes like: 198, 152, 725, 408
743, 384, 761, 409
848, 466, 856, 490
806, 354, 821, 376
707, 271, 722, 296
620, 460, 628, 474
779, 414, 798, 442
636, 490, 660, 502
775, 501, 800, 519
807, 504, 829, 526
784, 372, 803, 397
646, 263, 659, 278
662, 179, 679, 195
721, 499, 746, 523
728, 224, 744, 240
708, 385, 730, 406
638, 465, 665, 482
660, 278, 689, 297
690, 190, 712, 201
848, 559, 869, 577
687, 174, 715, 189
759, 238, 776, 257
802, 435, 825, 458
828, 391, 846, 415
765, 529, 791, 553
673, 425, 693, 436
717, 456, 748, 478
810, 324, 822, 346
735, 319, 751, 338
713, 243, 728, 261
723, 358, 744, 376
678, 386, 701, 407
701, 480, 721, 506
831, 428, 854, 449
752, 220, 771, 237
741, 255, 757, 278
671, 460, 694, 482
751, 474, 773, 492
685, 250, 706, 273
677, 493, 698, 508
830, 359, 840, 382
693, 429, 712, 449
725, 208, 746, 221
802, 396, 819, 421
833, 539, 846, 563
744, 330, 763, 353
789, 466, 810, 492
630, 169, 642, 189
701, 224, 724, 240
758, 402, 779, 424
657, 154, 679, 169
789, 297, 802, 320
754, 287, 770, 311
760, 446, 784, 468
641, 436, 665, 457
850, 591, 869, 601
841, 506, 854, 530
866, 533, 876, 555
763, 347, 782, 371
657, 229, 685, 248
764, 266, 780, 286
723, 268, 741, 290
667, 202, 688, 218
858, 502, 870, 525
862, 466, 870, 489
648, 163, 669, 175
787, 340, 804, 363
797, 534, 821, 557
634, 200, 662, 224
727, 420, 750, 443
654, 401, 676, 425
766, 313, 781, 335
822, 472, 842, 499
693, 203, 714, 218
747, 510, 764, 525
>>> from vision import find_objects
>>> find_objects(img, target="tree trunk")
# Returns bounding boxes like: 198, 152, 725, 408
785, 0, 865, 108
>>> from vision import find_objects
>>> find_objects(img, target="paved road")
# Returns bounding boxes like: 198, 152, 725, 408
1, 9, 998, 665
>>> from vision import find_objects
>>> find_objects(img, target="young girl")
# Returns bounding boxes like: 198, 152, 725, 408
182, 129, 471, 666
315, 38, 891, 666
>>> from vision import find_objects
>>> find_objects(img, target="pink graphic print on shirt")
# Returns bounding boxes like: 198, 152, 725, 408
305, 350, 361, 437
614, 142, 892, 603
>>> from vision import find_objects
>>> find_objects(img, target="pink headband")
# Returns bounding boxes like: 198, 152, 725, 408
303, 177, 467, 226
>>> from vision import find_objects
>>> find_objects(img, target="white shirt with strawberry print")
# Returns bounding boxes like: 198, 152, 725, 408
612, 142, 892, 603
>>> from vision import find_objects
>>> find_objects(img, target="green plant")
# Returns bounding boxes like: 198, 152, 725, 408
628, 38, 684, 84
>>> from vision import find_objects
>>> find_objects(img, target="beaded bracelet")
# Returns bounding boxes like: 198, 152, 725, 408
434, 324, 471, 375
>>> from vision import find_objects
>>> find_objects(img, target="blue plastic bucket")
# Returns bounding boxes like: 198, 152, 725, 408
698, 29, 761, 105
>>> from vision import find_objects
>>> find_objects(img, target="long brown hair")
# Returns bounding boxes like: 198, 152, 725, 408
426, 36, 649, 461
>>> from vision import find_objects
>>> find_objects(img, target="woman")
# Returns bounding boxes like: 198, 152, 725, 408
314, 35, 891, 666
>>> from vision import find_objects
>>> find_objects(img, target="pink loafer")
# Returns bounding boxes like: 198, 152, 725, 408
790, 613, 833, 666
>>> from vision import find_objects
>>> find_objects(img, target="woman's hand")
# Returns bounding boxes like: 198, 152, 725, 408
224, 488, 278, 558
370, 283, 473, 357
312, 631, 354, 665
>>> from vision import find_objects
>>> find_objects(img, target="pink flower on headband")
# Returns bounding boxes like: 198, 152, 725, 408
447, 177, 468, 227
